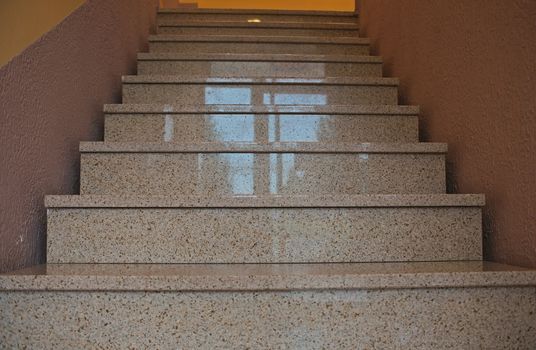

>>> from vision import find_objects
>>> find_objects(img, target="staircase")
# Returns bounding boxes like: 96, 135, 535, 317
1, 7, 536, 349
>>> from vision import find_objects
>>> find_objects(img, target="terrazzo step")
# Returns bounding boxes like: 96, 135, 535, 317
2, 262, 534, 348
45, 194, 482, 263
137, 53, 383, 77
157, 21, 360, 37
79, 142, 446, 196
104, 104, 419, 143
157, 8, 359, 24
121, 76, 398, 105
149, 35, 370, 55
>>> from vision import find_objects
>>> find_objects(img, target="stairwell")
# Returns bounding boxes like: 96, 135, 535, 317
1, 7, 535, 348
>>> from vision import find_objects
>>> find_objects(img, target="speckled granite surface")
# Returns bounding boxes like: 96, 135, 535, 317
137, 53, 380, 63
158, 20, 359, 30
1, 263, 535, 348
149, 35, 370, 55
156, 11, 359, 27
122, 76, 398, 104
103, 104, 417, 115
44, 194, 485, 208
1, 288, 534, 348
46, 206, 481, 263
1, 262, 535, 291
79, 151, 445, 195
149, 34, 368, 44
138, 57, 382, 77
104, 113, 418, 143
80, 141, 438, 153
122, 75, 398, 85
158, 21, 359, 30
157, 21, 359, 37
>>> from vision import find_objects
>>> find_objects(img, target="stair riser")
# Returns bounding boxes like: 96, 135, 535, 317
2, 287, 533, 348
79, 153, 445, 196
157, 14, 359, 24
137, 60, 382, 77
104, 114, 419, 143
149, 42, 369, 55
47, 207, 480, 263
122, 83, 398, 105
157, 26, 359, 37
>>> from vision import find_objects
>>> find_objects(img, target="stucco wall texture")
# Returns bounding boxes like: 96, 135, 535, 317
0, 0, 158, 273
359, 0, 536, 267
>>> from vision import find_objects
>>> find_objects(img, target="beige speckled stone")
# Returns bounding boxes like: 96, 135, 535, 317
44, 193, 485, 208
121, 76, 398, 105
157, 21, 360, 37
104, 103, 419, 143
1, 262, 534, 291
105, 113, 417, 143
1, 262, 535, 348
8, 6, 535, 347
79, 142, 446, 195
157, 9, 359, 24
137, 53, 383, 77
149, 35, 370, 55
103, 103, 419, 115
46, 206, 481, 263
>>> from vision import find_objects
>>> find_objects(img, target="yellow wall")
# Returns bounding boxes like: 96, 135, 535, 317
0, 0, 85, 67
166, 0, 355, 11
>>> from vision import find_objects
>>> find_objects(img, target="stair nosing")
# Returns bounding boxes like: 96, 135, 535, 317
148, 34, 369, 44
121, 76, 398, 86
157, 21, 359, 30
4, 262, 533, 292
157, 9, 359, 17
44, 194, 485, 208
137, 53, 381, 63
78, 141, 446, 154
103, 104, 419, 115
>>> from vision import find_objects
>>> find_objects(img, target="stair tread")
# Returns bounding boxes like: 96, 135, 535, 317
137, 52, 381, 63
158, 20, 359, 29
158, 9, 358, 17
1, 262, 534, 291
122, 75, 398, 85
104, 104, 418, 114
149, 34, 369, 44
45, 194, 485, 208
79, 141, 445, 153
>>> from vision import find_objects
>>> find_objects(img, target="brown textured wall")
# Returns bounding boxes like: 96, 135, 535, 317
359, 0, 536, 267
0, 0, 85, 66
0, 0, 158, 273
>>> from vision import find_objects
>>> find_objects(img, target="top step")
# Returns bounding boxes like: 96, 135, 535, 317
157, 9, 359, 25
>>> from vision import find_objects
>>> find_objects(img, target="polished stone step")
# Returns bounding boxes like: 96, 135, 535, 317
157, 21, 360, 37
137, 53, 383, 77
104, 104, 419, 143
79, 142, 446, 196
149, 35, 370, 55
45, 194, 482, 264
121, 76, 398, 105
157, 8, 359, 24
2, 262, 534, 348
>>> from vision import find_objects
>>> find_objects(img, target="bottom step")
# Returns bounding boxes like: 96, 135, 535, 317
1, 262, 535, 348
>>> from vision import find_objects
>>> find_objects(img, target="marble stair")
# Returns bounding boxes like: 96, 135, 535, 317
1, 8, 535, 349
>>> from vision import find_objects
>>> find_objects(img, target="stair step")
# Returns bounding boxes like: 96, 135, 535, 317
149, 35, 370, 55
137, 53, 383, 77
157, 8, 359, 24
46, 194, 481, 264
2, 262, 534, 347
157, 21, 359, 37
104, 104, 418, 143
121, 76, 398, 105
79, 142, 446, 196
